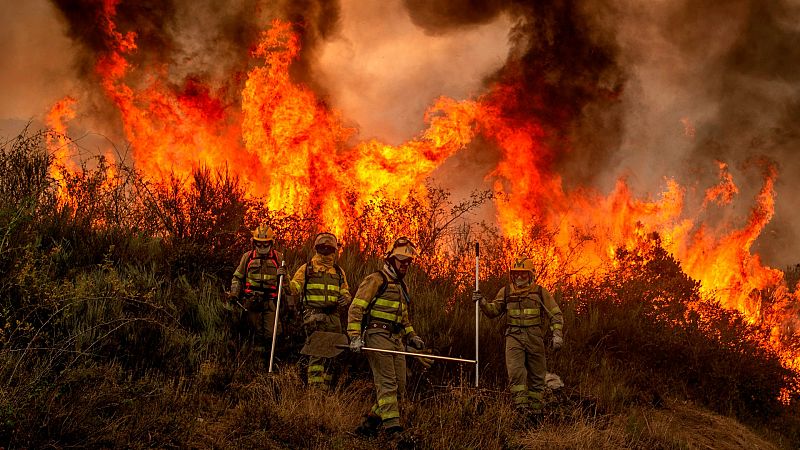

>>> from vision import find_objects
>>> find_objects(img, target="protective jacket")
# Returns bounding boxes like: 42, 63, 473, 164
481, 283, 563, 413
230, 249, 286, 358
347, 264, 418, 428
290, 253, 351, 313
231, 249, 285, 302
291, 253, 351, 388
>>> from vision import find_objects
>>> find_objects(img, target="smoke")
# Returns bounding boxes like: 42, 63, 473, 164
311, 0, 512, 144
3, 0, 798, 265
592, 0, 800, 266
0, 1, 77, 124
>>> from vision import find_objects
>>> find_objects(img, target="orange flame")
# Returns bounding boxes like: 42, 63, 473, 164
46, 11, 800, 387
45, 96, 78, 186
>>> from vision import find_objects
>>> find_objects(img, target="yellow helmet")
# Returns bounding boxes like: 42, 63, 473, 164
314, 232, 338, 248
252, 224, 275, 243
386, 237, 418, 261
510, 255, 535, 277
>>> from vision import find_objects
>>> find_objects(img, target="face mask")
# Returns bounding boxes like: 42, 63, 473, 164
255, 242, 271, 256
392, 257, 411, 276
512, 272, 531, 288
316, 245, 336, 256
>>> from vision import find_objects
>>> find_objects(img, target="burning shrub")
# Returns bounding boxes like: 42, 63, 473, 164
567, 232, 797, 419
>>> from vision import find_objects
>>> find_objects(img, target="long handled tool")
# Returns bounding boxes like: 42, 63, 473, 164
268, 260, 286, 373
474, 242, 480, 388
301, 331, 476, 364
334, 344, 476, 364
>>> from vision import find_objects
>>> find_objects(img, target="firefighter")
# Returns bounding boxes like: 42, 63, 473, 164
229, 224, 290, 366
472, 256, 563, 421
347, 237, 425, 436
290, 232, 352, 390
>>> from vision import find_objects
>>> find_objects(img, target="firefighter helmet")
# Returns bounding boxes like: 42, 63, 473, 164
252, 224, 275, 243
386, 237, 418, 261
314, 232, 338, 248
510, 256, 535, 278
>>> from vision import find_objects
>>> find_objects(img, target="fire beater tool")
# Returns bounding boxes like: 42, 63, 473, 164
336, 344, 477, 364
268, 260, 285, 373
301, 331, 476, 364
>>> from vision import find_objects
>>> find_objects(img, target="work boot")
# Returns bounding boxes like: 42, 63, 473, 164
355, 413, 381, 437
512, 407, 538, 429
526, 411, 543, 427
384, 425, 404, 435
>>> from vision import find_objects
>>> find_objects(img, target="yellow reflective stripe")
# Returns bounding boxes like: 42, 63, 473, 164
381, 410, 400, 420
352, 298, 370, 308
290, 280, 301, 291
549, 306, 562, 315
249, 274, 277, 281
308, 376, 325, 383
510, 384, 527, 393
378, 396, 397, 406
370, 310, 399, 322
234, 270, 244, 278
305, 295, 337, 303
403, 326, 414, 335
306, 283, 340, 292
374, 298, 400, 309
528, 391, 543, 400
308, 365, 325, 372
347, 323, 361, 331
551, 323, 563, 330
508, 308, 539, 317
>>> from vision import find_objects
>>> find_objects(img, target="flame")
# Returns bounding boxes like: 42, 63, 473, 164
46, 9, 800, 391
45, 96, 78, 186
703, 161, 738, 207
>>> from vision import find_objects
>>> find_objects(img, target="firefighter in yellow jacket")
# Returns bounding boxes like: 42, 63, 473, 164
229, 224, 289, 364
290, 232, 352, 389
347, 237, 425, 436
472, 256, 563, 418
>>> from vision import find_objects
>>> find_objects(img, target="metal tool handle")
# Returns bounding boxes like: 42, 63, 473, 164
268, 260, 285, 373
474, 242, 480, 388
335, 344, 476, 364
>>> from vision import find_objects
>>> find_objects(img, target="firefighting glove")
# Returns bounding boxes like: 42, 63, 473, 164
337, 295, 350, 308
409, 335, 425, 350
551, 329, 564, 351
472, 291, 483, 303
276, 267, 288, 278
349, 336, 364, 353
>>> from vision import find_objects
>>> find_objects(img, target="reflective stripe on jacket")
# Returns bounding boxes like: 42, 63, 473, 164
231, 250, 282, 295
481, 284, 563, 332
347, 268, 415, 338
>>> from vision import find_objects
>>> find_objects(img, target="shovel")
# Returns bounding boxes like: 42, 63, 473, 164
301, 331, 350, 358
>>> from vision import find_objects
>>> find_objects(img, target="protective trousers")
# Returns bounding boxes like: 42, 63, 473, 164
365, 328, 406, 428
306, 313, 341, 389
505, 326, 546, 413
244, 299, 279, 363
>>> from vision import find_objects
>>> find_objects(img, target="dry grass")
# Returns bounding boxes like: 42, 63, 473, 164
2, 128, 799, 448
